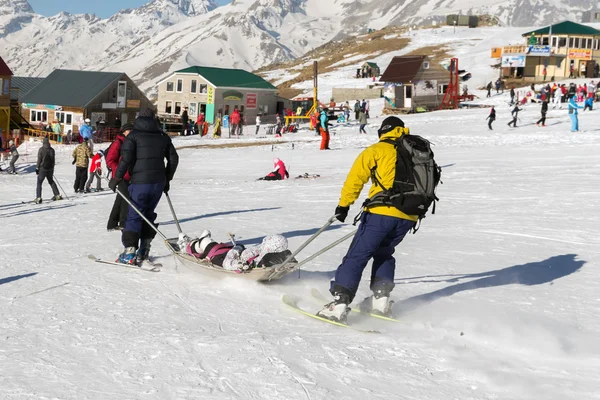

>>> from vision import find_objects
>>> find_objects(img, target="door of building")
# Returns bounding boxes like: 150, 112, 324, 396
404, 85, 413, 109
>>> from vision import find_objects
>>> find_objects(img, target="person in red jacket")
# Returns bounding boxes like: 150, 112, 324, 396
84, 149, 104, 193
106, 123, 133, 231
230, 108, 241, 136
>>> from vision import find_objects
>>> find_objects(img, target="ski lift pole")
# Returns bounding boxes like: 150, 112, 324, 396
275, 215, 338, 272
165, 192, 182, 234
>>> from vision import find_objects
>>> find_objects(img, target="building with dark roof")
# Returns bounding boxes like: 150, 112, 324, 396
380, 56, 449, 111
21, 69, 153, 137
157, 66, 279, 124
500, 21, 600, 80
11, 76, 44, 102
0, 56, 14, 145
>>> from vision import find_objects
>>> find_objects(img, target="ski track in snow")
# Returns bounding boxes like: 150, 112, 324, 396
1, 97, 599, 399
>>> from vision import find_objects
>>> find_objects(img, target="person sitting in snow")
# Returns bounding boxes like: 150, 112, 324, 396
258, 158, 289, 181
179, 231, 295, 272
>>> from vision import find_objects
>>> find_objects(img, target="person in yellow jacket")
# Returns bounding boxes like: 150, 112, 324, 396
317, 116, 418, 323
213, 116, 222, 138
72, 139, 93, 193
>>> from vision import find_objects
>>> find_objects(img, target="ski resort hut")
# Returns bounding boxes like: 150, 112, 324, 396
360, 62, 380, 78
0, 56, 13, 145
380, 56, 449, 112
21, 69, 153, 142
157, 66, 278, 124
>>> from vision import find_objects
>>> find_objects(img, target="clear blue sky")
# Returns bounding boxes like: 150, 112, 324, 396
28, 0, 231, 18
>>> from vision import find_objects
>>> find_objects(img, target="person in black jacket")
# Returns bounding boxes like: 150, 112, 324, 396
486, 106, 496, 130
34, 137, 63, 203
109, 108, 179, 265
536, 100, 548, 127
507, 105, 522, 127
7, 140, 19, 174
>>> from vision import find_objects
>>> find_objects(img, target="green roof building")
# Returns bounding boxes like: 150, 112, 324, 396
500, 21, 600, 80
157, 66, 279, 125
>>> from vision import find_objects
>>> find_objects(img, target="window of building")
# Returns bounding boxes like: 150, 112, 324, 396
191, 80, 197, 93
586, 38, 593, 49
199, 84, 208, 94
166, 82, 174, 92
423, 61, 430, 69
30, 109, 48, 122
551, 37, 558, 47
0, 78, 3, 95
569, 37, 575, 47
595, 12, 600, 19
595, 39, 600, 50
175, 102, 181, 115
189, 102, 197, 116
176, 79, 183, 92
438, 84, 449, 95
165, 101, 172, 114
541, 37, 549, 45
558, 37, 567, 47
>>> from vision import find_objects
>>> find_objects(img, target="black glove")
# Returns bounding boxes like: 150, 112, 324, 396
35, 168, 39, 175
108, 178, 121, 193
164, 180, 170, 193
72, 158, 76, 165
335, 205, 349, 223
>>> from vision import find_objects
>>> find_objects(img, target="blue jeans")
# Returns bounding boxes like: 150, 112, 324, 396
330, 212, 415, 300
569, 113, 579, 132
122, 183, 164, 248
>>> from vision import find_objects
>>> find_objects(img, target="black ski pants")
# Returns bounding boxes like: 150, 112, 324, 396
508, 117, 517, 127
9, 154, 18, 173
74, 166, 88, 192
36, 169, 60, 199
536, 112, 547, 126
107, 179, 130, 230
488, 118, 494, 130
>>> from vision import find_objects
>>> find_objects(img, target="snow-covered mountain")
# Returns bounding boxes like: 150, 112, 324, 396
0, 0, 596, 95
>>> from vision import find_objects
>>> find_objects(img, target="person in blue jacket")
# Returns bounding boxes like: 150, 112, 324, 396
79, 118, 96, 152
568, 97, 583, 132
583, 95, 594, 111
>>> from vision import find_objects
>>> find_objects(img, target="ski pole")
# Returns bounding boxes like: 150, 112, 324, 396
165, 192, 182, 234
274, 215, 338, 272
104, 176, 170, 244
53, 175, 70, 200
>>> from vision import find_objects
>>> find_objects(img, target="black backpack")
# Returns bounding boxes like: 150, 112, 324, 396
366, 134, 441, 225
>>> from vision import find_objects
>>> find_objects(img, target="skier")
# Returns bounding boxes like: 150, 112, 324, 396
72, 139, 93, 193
181, 231, 292, 272
507, 105, 522, 128
79, 118, 96, 152
359, 110, 367, 133
106, 123, 134, 231
34, 137, 62, 203
317, 117, 419, 322
258, 158, 289, 181
109, 108, 179, 265
486, 106, 496, 130
486, 81, 492, 97
7, 140, 18, 174
84, 150, 104, 193
319, 108, 330, 150
536, 100, 548, 127
568, 97, 582, 132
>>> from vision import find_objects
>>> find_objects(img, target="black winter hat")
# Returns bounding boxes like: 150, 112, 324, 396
120, 123, 134, 133
377, 116, 405, 137
138, 108, 155, 118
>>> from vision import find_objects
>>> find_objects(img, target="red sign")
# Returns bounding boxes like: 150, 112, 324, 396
246, 93, 257, 109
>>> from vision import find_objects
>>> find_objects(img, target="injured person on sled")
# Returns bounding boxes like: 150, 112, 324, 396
177, 230, 295, 272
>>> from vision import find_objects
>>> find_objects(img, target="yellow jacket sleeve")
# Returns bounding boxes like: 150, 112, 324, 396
339, 147, 376, 207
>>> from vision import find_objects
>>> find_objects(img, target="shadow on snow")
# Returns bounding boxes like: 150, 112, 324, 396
0, 272, 38, 286
159, 207, 282, 226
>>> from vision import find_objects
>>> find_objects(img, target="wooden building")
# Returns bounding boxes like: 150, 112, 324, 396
21, 69, 154, 136
380, 56, 450, 111
0, 56, 13, 146
156, 66, 278, 124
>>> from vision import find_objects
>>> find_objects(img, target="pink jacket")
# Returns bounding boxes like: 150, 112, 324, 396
268, 158, 288, 180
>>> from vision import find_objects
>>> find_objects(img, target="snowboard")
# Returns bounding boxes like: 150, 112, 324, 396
282, 294, 380, 333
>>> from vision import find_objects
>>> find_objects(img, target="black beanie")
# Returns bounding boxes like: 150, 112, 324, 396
378, 116, 405, 137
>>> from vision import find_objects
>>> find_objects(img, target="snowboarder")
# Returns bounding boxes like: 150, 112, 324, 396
507, 105, 522, 128
34, 137, 62, 203
85, 150, 104, 193
568, 97, 582, 132
181, 231, 293, 272
72, 139, 93, 193
7, 140, 18, 174
106, 123, 134, 231
109, 108, 179, 265
486, 107, 496, 130
536, 100, 548, 127
317, 117, 419, 322
258, 158, 289, 181
319, 108, 330, 150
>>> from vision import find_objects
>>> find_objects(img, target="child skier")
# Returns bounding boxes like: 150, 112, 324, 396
85, 149, 104, 193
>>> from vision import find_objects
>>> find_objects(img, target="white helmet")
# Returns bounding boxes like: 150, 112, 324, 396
84, 118, 91, 123
9, 140, 14, 146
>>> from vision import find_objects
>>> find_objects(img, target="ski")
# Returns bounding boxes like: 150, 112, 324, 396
310, 288, 402, 323
87, 254, 162, 272
282, 294, 380, 333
